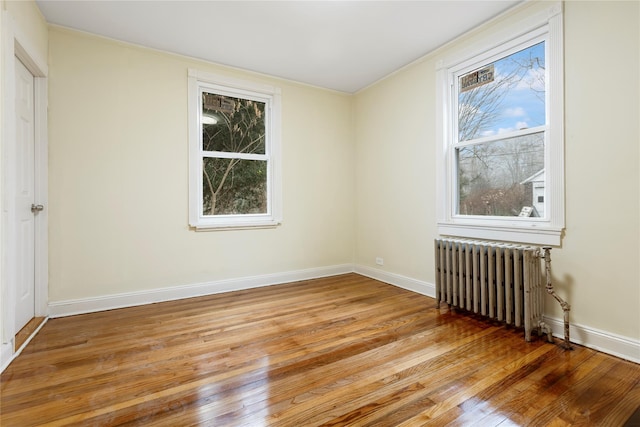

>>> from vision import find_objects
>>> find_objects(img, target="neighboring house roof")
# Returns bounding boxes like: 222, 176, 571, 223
521, 169, 545, 185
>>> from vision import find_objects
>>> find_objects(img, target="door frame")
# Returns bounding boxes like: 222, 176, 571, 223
1, 10, 48, 368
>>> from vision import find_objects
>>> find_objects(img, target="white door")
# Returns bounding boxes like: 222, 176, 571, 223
14, 58, 36, 333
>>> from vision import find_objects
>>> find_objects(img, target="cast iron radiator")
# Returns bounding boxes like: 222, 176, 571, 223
434, 238, 554, 342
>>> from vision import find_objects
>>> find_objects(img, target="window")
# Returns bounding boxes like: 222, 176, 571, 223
436, 2, 564, 246
188, 69, 282, 230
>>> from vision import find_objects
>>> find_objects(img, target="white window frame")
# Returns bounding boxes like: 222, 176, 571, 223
435, 2, 564, 246
188, 69, 282, 230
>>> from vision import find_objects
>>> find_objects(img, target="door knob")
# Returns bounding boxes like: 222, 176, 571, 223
31, 204, 44, 213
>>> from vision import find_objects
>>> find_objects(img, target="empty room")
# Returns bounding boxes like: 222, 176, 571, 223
1, 0, 639, 425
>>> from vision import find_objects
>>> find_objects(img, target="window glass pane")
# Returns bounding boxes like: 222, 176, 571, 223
202, 158, 267, 216
456, 131, 544, 217
458, 42, 545, 141
202, 93, 266, 155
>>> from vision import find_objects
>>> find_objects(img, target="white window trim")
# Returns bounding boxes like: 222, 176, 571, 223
435, 2, 564, 246
188, 69, 282, 230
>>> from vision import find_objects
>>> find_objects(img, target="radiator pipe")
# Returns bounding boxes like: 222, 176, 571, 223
542, 247, 572, 350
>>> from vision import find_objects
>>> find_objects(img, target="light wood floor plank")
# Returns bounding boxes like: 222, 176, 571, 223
2, 273, 639, 426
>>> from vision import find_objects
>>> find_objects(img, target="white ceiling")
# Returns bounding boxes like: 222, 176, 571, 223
36, 0, 522, 93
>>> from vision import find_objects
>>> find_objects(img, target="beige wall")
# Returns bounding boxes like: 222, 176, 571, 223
354, 57, 436, 283
355, 1, 640, 341
559, 0, 639, 339
48, 27, 355, 301
3, 0, 48, 62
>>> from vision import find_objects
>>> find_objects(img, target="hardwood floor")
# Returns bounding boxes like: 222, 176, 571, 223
2, 273, 639, 426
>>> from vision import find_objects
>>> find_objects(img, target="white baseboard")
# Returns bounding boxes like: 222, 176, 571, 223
46, 264, 640, 365
543, 316, 640, 364
354, 265, 435, 298
354, 265, 640, 364
48, 264, 354, 318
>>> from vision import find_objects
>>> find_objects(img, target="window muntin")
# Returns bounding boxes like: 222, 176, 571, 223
436, 2, 564, 246
189, 70, 281, 230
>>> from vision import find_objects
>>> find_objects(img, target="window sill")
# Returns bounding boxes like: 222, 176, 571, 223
190, 220, 281, 232
438, 222, 563, 246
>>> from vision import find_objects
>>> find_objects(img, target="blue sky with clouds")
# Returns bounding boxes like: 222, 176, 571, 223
464, 42, 546, 138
